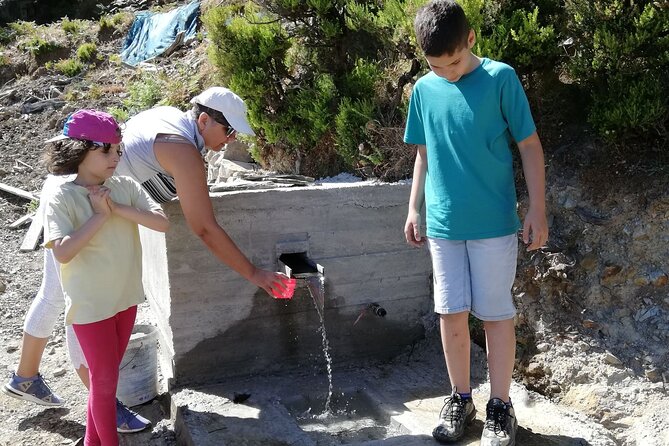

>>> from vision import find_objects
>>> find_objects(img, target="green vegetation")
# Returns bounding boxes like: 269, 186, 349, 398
204, 0, 423, 177
462, 0, 560, 74
108, 106, 129, 123
22, 36, 62, 58
201, 0, 666, 175
0, 27, 14, 45
54, 58, 85, 77
25, 199, 39, 214
61, 18, 85, 35
8, 21, 36, 36
76, 42, 97, 62
111, 64, 204, 118
564, 0, 669, 143
99, 12, 133, 34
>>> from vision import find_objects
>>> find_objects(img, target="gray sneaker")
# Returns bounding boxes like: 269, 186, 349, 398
432, 391, 476, 443
2, 372, 65, 407
480, 398, 518, 446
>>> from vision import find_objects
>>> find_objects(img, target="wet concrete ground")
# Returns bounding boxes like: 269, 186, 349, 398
170, 336, 617, 446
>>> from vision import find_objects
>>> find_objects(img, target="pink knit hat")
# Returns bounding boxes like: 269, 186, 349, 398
46, 109, 122, 144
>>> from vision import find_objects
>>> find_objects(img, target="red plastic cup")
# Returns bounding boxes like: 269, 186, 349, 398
272, 277, 297, 299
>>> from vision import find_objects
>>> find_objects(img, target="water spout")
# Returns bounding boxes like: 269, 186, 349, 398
278, 252, 325, 318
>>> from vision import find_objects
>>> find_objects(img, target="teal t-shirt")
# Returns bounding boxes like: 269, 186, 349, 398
404, 58, 536, 240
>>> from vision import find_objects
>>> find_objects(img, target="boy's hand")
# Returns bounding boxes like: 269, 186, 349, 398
522, 206, 548, 251
404, 211, 426, 248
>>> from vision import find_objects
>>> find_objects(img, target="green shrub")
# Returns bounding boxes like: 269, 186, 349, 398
76, 42, 97, 62
61, 18, 84, 35
203, 1, 420, 176
9, 21, 36, 36
99, 12, 133, 33
54, 58, 84, 76
22, 36, 61, 58
108, 106, 129, 123
460, 0, 561, 74
564, 0, 669, 141
123, 76, 163, 114
0, 27, 14, 45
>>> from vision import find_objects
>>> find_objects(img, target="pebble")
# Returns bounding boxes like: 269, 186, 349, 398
536, 342, 550, 352
53, 368, 66, 378
604, 352, 623, 366
645, 368, 663, 383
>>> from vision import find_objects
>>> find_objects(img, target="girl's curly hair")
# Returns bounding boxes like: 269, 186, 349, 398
43, 139, 95, 175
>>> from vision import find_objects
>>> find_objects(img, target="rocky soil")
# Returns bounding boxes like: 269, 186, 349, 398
0, 4, 668, 446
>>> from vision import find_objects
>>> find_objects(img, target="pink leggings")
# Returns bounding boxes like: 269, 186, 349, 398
73, 306, 137, 446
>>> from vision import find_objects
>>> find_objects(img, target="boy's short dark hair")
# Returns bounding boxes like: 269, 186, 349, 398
414, 0, 471, 57
44, 139, 95, 175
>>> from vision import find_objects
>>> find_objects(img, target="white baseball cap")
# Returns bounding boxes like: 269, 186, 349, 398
190, 87, 255, 136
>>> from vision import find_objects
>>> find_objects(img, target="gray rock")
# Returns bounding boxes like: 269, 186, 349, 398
604, 352, 623, 366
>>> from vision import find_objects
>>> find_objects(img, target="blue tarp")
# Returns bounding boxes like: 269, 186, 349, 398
120, 1, 200, 66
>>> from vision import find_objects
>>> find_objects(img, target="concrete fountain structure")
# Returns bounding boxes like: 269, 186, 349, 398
139, 181, 432, 388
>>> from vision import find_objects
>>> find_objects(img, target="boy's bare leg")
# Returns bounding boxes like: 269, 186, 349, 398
440, 312, 471, 392
16, 332, 49, 378
483, 318, 515, 402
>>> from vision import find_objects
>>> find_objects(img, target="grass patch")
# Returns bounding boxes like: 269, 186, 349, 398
108, 106, 129, 123
54, 58, 85, 77
76, 42, 97, 62
99, 12, 134, 33
22, 36, 62, 58
61, 18, 85, 35
9, 21, 36, 36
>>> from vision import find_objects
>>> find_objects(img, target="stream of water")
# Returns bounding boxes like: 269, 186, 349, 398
305, 275, 333, 414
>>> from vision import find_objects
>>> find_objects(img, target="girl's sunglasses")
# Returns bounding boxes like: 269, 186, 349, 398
89, 141, 124, 157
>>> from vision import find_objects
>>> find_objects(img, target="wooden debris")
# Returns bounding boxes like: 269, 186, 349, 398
0, 182, 38, 201
8, 213, 33, 229
21, 99, 66, 114
19, 215, 44, 252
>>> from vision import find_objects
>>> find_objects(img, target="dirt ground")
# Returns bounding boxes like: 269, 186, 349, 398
1, 5, 668, 446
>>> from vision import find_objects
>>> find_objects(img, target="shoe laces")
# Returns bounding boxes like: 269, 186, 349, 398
485, 402, 508, 436
116, 399, 130, 422
33, 374, 55, 397
440, 394, 468, 425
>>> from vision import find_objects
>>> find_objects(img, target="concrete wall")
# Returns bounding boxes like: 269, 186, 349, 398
141, 182, 432, 387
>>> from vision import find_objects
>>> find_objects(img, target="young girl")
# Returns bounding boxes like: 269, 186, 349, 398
43, 109, 169, 446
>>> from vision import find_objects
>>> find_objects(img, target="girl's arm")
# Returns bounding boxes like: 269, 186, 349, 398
404, 144, 427, 247
52, 189, 111, 264
109, 201, 169, 233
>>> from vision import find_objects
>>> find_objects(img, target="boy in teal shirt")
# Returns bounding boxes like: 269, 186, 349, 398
403, 1, 548, 445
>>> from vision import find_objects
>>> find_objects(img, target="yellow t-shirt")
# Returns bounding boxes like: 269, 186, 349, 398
44, 176, 162, 325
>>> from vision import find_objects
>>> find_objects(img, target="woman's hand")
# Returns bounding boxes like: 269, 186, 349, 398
250, 268, 293, 298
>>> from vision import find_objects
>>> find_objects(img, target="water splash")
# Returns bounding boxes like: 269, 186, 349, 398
305, 275, 333, 414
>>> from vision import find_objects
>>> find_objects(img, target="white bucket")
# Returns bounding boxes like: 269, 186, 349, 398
116, 324, 158, 407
